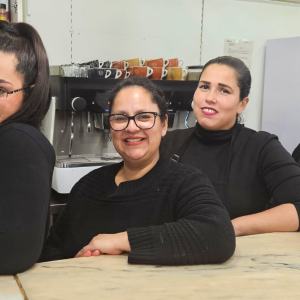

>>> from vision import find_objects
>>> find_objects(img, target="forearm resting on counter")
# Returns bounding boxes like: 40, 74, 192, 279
232, 203, 299, 237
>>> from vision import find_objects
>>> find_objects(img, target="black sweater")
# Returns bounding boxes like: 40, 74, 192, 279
160, 123, 300, 228
41, 159, 235, 265
0, 123, 55, 275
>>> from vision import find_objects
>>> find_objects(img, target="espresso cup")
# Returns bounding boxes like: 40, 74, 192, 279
149, 67, 168, 80
125, 58, 145, 67
79, 60, 103, 68
112, 61, 129, 70
101, 68, 122, 79
100, 61, 112, 68
118, 69, 131, 79
168, 58, 184, 67
88, 68, 111, 78
132, 66, 153, 77
147, 58, 169, 68
166, 67, 188, 81
127, 67, 134, 77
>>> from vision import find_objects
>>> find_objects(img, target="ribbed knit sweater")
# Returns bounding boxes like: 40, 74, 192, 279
41, 158, 235, 265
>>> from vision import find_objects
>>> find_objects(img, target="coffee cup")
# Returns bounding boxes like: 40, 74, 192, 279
147, 58, 169, 68
100, 61, 112, 68
101, 68, 122, 79
112, 61, 129, 70
78, 60, 103, 68
125, 58, 145, 67
132, 66, 153, 78
127, 67, 134, 77
118, 69, 131, 79
168, 58, 184, 67
149, 67, 168, 80
166, 67, 188, 81
88, 68, 112, 78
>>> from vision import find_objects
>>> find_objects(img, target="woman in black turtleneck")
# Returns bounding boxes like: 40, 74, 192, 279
160, 56, 300, 236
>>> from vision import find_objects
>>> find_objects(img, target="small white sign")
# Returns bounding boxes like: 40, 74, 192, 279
224, 39, 254, 68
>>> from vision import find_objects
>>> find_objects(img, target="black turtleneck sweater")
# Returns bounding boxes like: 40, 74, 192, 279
160, 123, 300, 228
41, 158, 235, 265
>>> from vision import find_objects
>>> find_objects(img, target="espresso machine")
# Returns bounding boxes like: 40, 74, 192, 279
45, 74, 198, 196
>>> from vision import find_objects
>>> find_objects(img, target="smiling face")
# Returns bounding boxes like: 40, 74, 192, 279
193, 64, 249, 131
110, 86, 168, 166
0, 51, 24, 124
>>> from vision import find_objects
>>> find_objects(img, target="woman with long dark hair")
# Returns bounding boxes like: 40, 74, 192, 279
0, 21, 55, 274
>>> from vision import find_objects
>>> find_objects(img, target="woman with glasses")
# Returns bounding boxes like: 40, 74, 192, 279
41, 77, 235, 265
0, 21, 55, 274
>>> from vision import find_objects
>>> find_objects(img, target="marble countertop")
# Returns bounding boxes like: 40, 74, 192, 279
0, 276, 24, 300
12, 232, 299, 300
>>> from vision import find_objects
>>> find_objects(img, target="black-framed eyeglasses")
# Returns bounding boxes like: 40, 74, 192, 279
106, 112, 161, 131
0, 86, 30, 100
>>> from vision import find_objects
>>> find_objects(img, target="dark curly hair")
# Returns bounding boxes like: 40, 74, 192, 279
0, 21, 51, 129
200, 56, 251, 101
107, 77, 168, 122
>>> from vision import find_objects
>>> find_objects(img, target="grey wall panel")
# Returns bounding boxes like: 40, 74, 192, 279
262, 36, 300, 154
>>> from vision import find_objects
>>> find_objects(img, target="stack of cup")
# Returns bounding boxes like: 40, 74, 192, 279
123, 58, 153, 79
111, 61, 131, 79
145, 58, 169, 80
165, 58, 188, 81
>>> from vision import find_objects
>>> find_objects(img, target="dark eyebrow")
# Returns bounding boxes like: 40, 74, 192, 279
218, 83, 233, 91
0, 79, 12, 85
199, 80, 233, 91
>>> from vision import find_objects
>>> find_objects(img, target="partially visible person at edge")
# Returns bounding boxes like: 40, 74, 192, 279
0, 21, 55, 275
160, 56, 300, 237
40, 77, 235, 265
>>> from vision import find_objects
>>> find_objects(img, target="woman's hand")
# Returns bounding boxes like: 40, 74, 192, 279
75, 232, 131, 258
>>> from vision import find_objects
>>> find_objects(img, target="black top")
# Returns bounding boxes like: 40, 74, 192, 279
292, 143, 300, 164
41, 158, 235, 265
0, 123, 55, 275
160, 123, 300, 229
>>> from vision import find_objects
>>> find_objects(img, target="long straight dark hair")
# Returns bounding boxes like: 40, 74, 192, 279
0, 21, 51, 129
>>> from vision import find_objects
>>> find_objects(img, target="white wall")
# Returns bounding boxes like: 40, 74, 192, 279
24, 0, 203, 66
24, 0, 300, 131
25, 0, 71, 65
71, 0, 203, 65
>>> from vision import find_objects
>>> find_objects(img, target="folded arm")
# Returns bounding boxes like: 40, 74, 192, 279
232, 204, 299, 236
77, 169, 236, 265
233, 136, 300, 237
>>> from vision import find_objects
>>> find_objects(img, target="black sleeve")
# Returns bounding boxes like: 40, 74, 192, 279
39, 204, 68, 262
258, 136, 300, 229
292, 143, 300, 163
0, 128, 53, 275
127, 169, 236, 265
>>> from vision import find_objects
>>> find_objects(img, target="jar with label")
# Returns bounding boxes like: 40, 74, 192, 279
0, 3, 6, 21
